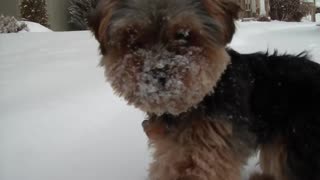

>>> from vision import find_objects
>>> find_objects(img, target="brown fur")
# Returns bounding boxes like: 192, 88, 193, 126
202, 0, 240, 43
259, 139, 289, 180
145, 113, 251, 180
88, 0, 118, 54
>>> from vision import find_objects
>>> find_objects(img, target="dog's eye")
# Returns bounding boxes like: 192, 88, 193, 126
127, 35, 144, 50
131, 41, 144, 50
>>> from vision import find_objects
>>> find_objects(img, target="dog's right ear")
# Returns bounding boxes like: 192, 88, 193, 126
202, 0, 240, 44
88, 0, 118, 53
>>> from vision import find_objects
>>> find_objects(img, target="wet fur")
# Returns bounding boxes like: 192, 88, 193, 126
89, 0, 320, 180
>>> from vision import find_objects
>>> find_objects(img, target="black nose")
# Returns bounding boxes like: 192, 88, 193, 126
150, 69, 167, 86
158, 77, 166, 86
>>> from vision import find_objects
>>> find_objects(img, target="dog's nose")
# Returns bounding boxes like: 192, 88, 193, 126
150, 69, 167, 86
158, 77, 166, 86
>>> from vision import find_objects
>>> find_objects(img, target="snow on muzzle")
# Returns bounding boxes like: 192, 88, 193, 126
105, 46, 222, 116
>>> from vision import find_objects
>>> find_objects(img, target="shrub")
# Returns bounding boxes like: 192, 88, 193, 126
0, 15, 28, 33
68, 0, 98, 30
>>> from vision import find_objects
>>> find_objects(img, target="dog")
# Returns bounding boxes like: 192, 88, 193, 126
88, 0, 320, 180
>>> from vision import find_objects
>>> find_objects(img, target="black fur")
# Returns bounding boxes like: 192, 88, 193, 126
160, 49, 320, 180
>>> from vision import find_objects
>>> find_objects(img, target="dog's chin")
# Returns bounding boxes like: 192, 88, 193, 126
131, 81, 214, 115
104, 47, 231, 116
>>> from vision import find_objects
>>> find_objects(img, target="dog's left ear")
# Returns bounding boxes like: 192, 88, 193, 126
88, 6, 102, 41
203, 0, 240, 44
88, 0, 118, 54
221, 0, 241, 20
220, 0, 240, 43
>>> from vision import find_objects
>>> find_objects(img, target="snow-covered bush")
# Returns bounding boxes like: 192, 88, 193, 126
0, 15, 28, 33
68, 0, 98, 30
20, 0, 49, 27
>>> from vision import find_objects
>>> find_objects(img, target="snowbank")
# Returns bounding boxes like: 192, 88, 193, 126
19, 21, 52, 32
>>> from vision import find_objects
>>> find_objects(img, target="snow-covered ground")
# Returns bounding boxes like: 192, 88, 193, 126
232, 21, 320, 58
0, 21, 319, 180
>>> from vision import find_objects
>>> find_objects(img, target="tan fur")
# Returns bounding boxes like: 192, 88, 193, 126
259, 139, 288, 180
147, 114, 248, 180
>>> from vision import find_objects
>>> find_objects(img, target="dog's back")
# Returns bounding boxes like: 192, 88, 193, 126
226, 49, 320, 180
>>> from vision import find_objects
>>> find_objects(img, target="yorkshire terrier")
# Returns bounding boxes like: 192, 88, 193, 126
89, 0, 320, 180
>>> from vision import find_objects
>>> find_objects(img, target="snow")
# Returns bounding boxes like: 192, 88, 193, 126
19, 21, 52, 32
116, 47, 213, 115
0, 21, 319, 180
231, 21, 320, 59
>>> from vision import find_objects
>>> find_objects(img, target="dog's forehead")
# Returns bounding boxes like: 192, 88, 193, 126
102, 0, 223, 46
112, 0, 205, 22
120, 0, 202, 12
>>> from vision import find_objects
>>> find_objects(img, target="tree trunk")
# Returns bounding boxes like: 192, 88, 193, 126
251, 0, 257, 17
311, 0, 316, 22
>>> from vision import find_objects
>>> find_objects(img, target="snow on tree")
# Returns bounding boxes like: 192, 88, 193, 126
256, 0, 269, 21
20, 0, 49, 27
0, 15, 28, 33
68, 0, 98, 30
260, 0, 266, 16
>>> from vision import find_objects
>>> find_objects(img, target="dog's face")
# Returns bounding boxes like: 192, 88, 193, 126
89, 0, 239, 115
